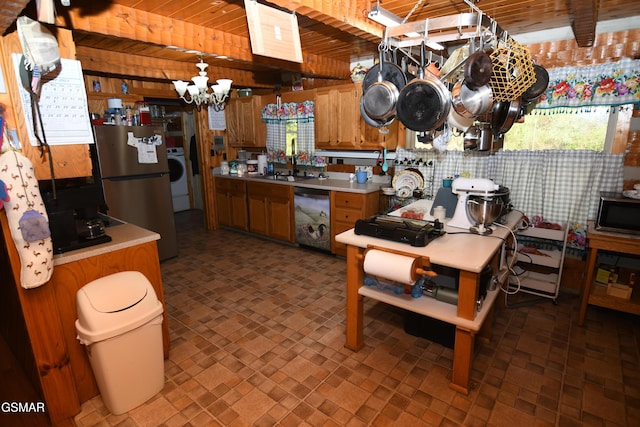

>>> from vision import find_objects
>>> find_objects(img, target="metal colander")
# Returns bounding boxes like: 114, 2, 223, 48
489, 39, 536, 102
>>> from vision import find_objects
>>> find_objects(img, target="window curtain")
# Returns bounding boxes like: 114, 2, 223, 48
261, 100, 323, 166
533, 58, 640, 113
395, 148, 624, 249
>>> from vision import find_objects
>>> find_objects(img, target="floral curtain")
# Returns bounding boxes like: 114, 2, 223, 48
261, 100, 324, 166
534, 58, 640, 112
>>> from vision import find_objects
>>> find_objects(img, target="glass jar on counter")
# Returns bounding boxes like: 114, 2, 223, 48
220, 161, 230, 175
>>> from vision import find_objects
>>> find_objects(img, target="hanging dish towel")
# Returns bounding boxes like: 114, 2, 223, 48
0, 150, 53, 288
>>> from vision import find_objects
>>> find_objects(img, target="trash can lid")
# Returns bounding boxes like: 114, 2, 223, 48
75, 271, 163, 344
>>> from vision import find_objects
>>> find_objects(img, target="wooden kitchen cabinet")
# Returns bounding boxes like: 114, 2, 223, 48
215, 177, 249, 230
331, 190, 379, 256
315, 84, 359, 149
226, 96, 265, 147
247, 181, 294, 243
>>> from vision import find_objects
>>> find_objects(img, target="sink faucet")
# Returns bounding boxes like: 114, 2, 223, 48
291, 138, 299, 176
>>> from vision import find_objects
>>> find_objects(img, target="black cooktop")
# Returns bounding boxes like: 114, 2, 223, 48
354, 214, 445, 247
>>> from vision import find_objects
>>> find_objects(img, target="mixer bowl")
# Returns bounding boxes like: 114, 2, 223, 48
466, 196, 503, 227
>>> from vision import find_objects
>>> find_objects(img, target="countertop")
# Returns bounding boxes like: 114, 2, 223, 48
336, 198, 523, 273
215, 172, 389, 194
53, 221, 160, 266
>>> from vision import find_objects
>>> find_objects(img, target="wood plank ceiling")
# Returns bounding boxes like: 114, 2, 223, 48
2, 0, 640, 90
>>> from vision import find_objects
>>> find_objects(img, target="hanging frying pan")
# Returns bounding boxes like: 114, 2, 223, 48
396, 43, 451, 132
490, 97, 522, 135
360, 96, 395, 131
521, 64, 549, 102
362, 50, 407, 92
361, 50, 402, 122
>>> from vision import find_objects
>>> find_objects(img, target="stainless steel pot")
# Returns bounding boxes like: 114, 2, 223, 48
451, 80, 493, 118
396, 43, 451, 132
361, 50, 403, 122
477, 122, 493, 151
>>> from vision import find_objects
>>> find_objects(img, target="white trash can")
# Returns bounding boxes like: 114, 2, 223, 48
75, 271, 165, 415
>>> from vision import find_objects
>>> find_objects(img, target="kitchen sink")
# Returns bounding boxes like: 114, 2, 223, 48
256, 174, 317, 182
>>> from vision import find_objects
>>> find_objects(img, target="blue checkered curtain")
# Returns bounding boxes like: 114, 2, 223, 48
488, 150, 624, 223
395, 148, 624, 224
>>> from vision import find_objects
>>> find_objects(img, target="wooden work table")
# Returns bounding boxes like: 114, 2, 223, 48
0, 212, 169, 426
335, 203, 522, 394
578, 221, 640, 326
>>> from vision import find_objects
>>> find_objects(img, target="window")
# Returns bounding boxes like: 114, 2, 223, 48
503, 107, 609, 151
413, 106, 611, 151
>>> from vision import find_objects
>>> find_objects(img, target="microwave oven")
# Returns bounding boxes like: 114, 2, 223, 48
596, 192, 640, 235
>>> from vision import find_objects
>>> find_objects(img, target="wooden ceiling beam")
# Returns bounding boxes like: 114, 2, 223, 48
567, 0, 597, 47
75, 46, 278, 89
54, 3, 352, 80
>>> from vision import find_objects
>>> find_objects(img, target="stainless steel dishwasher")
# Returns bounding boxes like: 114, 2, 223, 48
293, 187, 331, 252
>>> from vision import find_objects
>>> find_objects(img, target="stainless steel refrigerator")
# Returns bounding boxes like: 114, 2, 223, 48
93, 125, 178, 261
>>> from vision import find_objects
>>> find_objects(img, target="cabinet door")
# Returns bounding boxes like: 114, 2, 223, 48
226, 101, 241, 147
230, 192, 249, 230
268, 197, 293, 242
334, 85, 359, 148
239, 99, 256, 144
248, 194, 268, 235
315, 89, 333, 149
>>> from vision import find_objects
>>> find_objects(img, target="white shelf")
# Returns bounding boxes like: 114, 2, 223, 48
511, 222, 569, 302
516, 244, 563, 269
359, 284, 500, 333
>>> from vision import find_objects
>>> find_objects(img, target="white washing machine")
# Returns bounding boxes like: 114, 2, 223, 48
167, 147, 190, 212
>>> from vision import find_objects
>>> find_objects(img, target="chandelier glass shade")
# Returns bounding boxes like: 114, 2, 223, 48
173, 59, 233, 110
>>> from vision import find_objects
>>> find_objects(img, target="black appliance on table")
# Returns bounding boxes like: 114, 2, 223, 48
354, 214, 445, 247
43, 182, 112, 254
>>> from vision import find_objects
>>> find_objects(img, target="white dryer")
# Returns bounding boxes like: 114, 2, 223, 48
167, 147, 189, 212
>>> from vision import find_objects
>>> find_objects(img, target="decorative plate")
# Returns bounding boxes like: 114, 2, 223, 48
392, 170, 424, 192
395, 185, 412, 198
622, 190, 640, 200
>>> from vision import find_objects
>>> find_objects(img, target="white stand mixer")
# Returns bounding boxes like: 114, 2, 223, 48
448, 177, 499, 231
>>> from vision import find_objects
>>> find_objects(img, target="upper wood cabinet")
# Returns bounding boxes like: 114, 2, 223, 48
314, 82, 400, 151
315, 84, 360, 149
226, 96, 266, 147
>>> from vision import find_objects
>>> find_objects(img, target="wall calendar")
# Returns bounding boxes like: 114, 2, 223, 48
12, 53, 94, 146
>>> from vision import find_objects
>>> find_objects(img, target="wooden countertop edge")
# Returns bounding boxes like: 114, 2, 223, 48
53, 223, 160, 266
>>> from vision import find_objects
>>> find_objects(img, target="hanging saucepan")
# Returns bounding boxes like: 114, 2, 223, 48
360, 96, 395, 131
448, 107, 474, 133
361, 50, 403, 122
490, 97, 522, 135
477, 122, 493, 151
521, 64, 549, 103
396, 43, 451, 132
451, 80, 494, 118
464, 51, 492, 90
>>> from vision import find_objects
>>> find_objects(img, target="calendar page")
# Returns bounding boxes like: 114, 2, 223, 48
12, 54, 94, 146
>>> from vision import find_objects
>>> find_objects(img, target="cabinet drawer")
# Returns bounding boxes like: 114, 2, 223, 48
215, 177, 246, 193
247, 181, 291, 199
334, 208, 363, 223
334, 192, 364, 209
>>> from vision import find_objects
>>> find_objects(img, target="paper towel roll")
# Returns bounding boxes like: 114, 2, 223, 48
363, 249, 419, 285
257, 154, 267, 175
107, 98, 123, 109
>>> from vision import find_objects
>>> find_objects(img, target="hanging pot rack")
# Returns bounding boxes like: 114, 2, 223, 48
384, 12, 507, 51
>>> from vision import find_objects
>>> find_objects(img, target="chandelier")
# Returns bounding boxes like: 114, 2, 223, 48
172, 59, 233, 110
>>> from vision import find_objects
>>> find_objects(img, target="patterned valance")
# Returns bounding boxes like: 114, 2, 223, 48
261, 100, 314, 123
535, 58, 640, 111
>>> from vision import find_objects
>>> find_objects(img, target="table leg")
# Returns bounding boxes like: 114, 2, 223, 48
345, 244, 364, 351
578, 247, 598, 326
451, 326, 474, 394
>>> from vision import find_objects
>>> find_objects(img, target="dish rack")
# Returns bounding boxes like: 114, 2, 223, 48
393, 159, 436, 199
